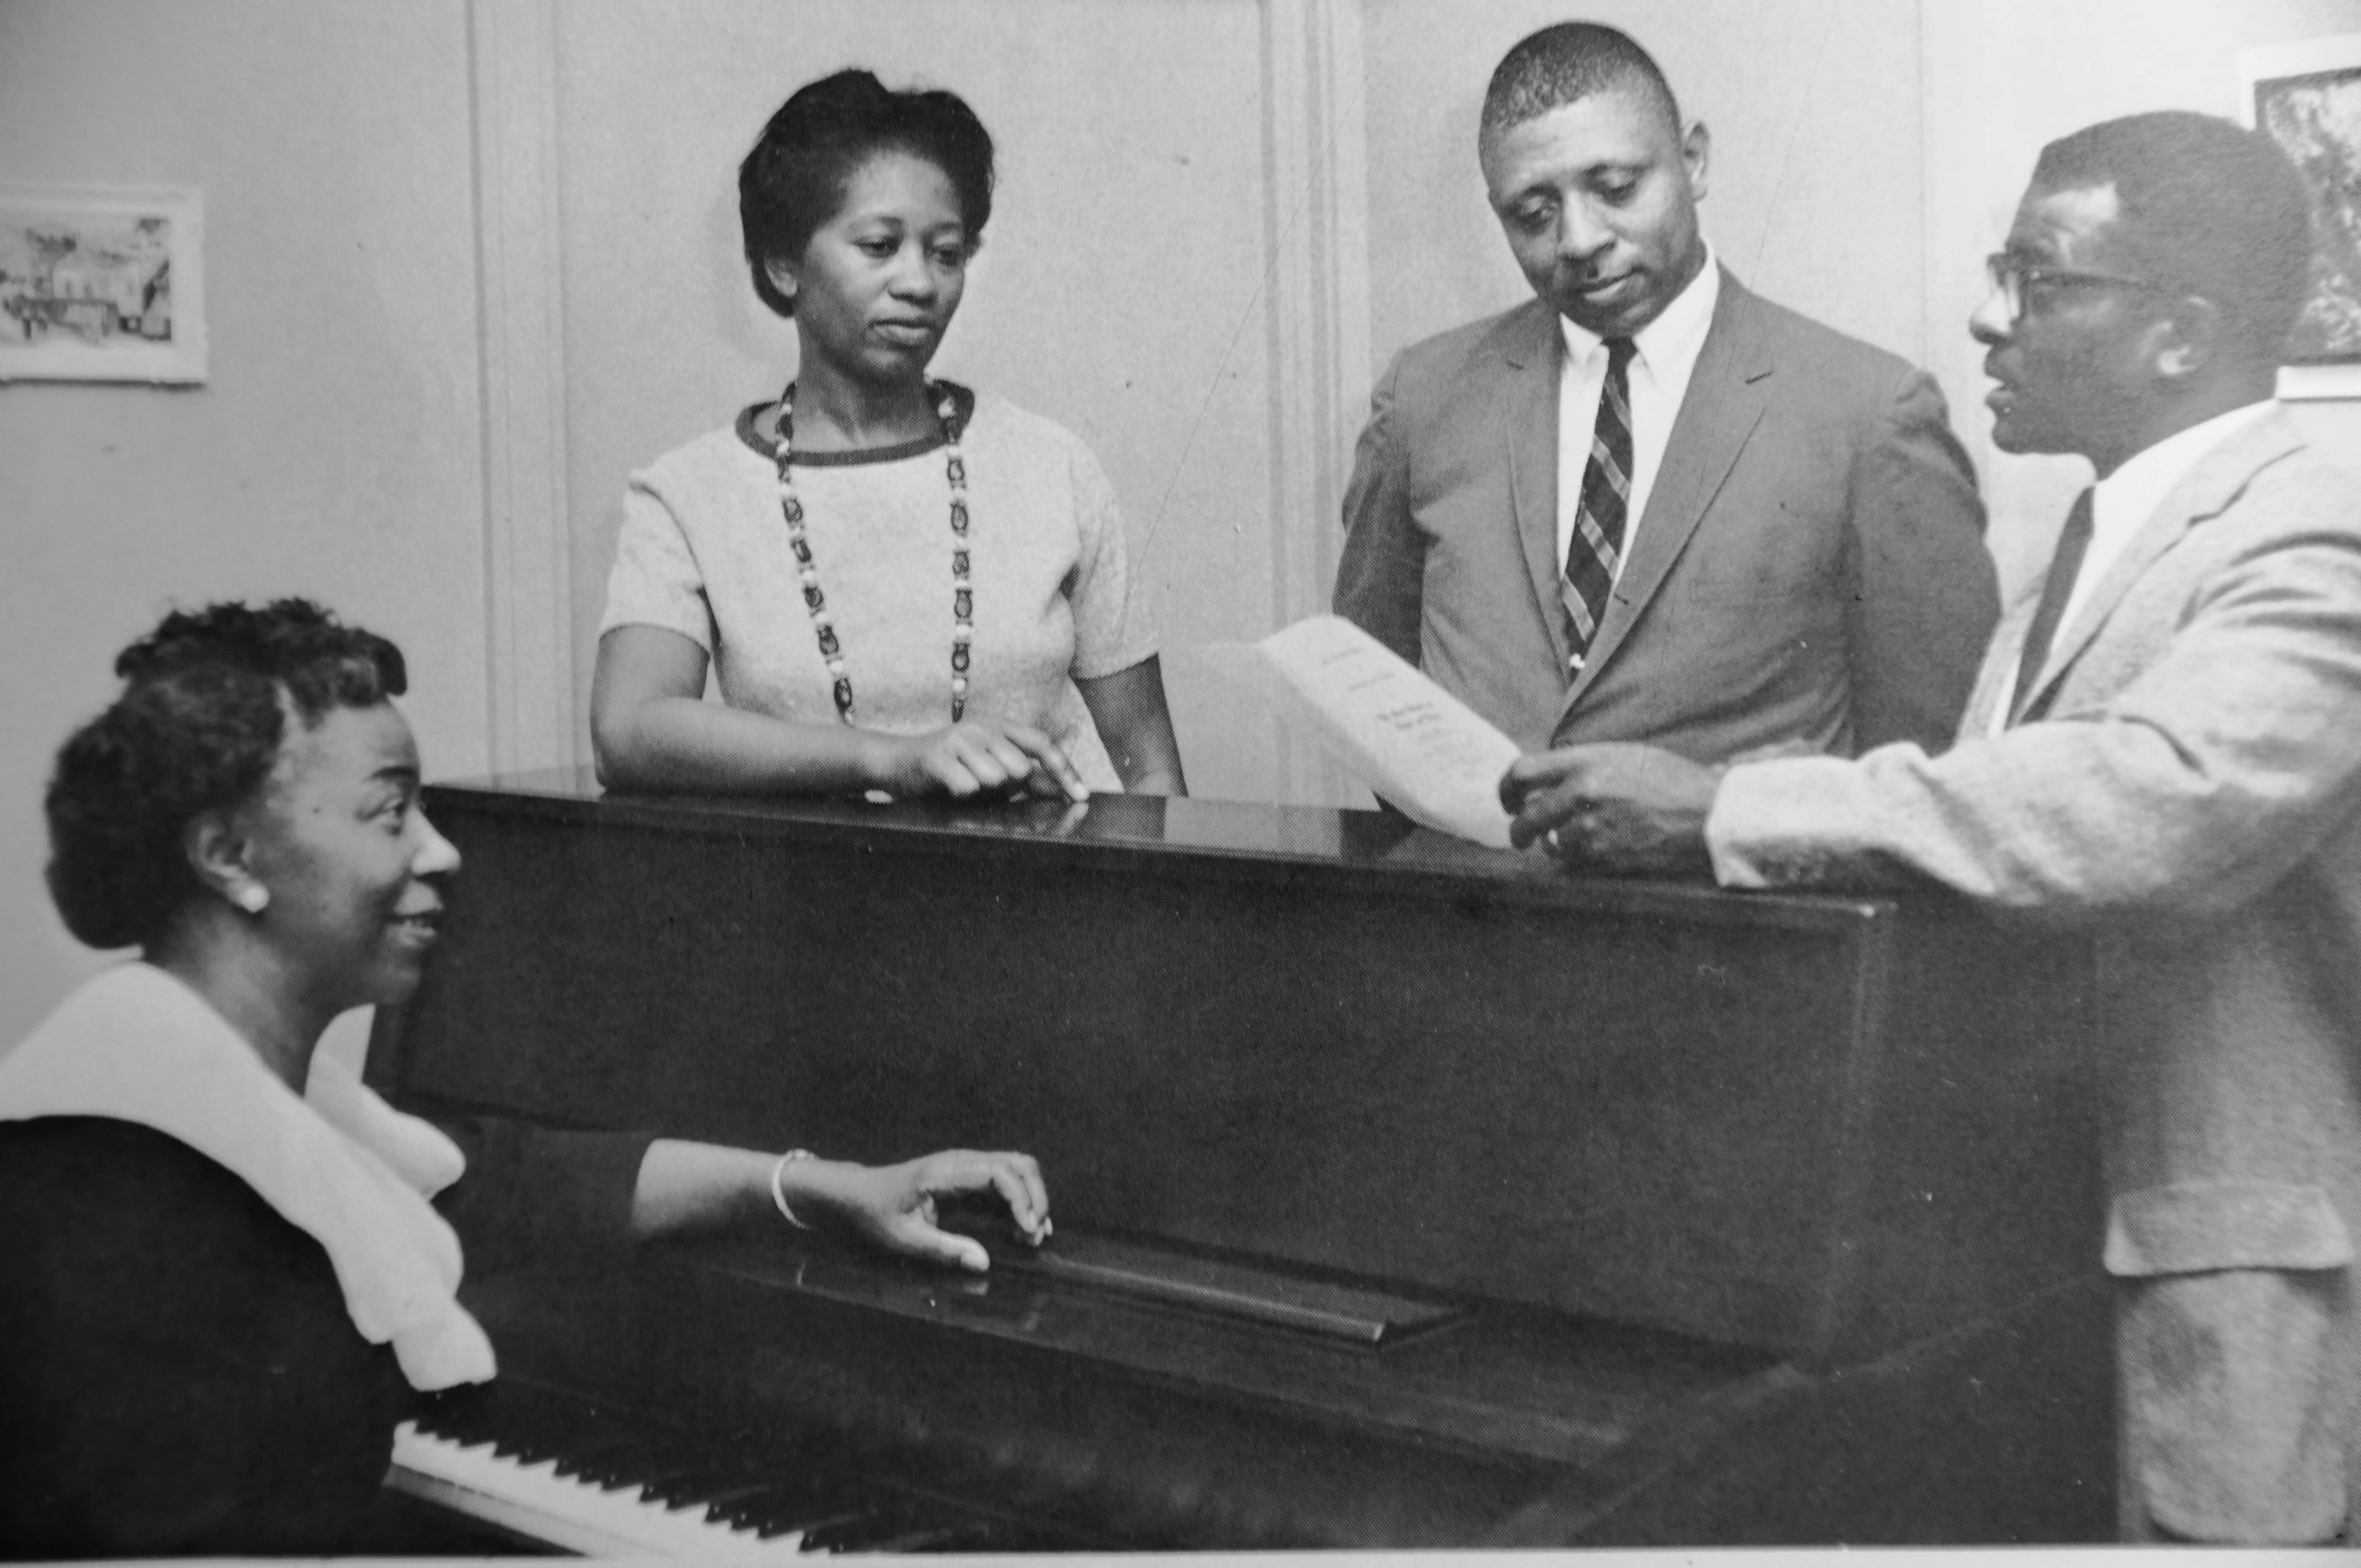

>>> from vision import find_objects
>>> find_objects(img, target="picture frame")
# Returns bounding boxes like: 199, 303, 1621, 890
2241, 35, 2361, 400
0, 183, 207, 384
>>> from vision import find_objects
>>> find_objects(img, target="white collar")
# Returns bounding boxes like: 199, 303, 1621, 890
2093, 400, 2278, 540
0, 963, 496, 1391
1558, 241, 1720, 380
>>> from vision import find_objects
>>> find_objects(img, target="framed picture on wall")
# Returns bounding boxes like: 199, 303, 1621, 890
0, 184, 206, 385
2241, 35, 2361, 400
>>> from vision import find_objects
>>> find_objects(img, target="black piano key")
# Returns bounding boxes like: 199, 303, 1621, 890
575, 1440, 651, 1474
855, 1508, 998, 1554
408, 1407, 460, 1441
641, 1463, 769, 1509
698, 1481, 779, 1522
574, 1443, 672, 1490
423, 1403, 504, 1447
710, 1491, 789, 1532
719, 1485, 857, 1534
548, 1430, 648, 1480
414, 1385, 486, 1426
486, 1395, 608, 1464
597, 1455, 715, 1495
490, 1428, 558, 1463
751, 1498, 879, 1542
707, 1462, 872, 1526
798, 1496, 941, 1552
900, 1521, 1003, 1553
941, 1522, 1081, 1553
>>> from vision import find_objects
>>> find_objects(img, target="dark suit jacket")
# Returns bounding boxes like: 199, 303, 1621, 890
1334, 271, 1997, 761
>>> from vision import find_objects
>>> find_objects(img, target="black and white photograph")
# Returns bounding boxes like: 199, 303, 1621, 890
4, 0, 2360, 1559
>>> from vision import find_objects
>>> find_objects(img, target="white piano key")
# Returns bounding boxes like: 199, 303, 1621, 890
386, 1419, 818, 1555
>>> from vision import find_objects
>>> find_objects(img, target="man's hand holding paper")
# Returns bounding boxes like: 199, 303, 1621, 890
1499, 743, 1718, 875
1207, 617, 1524, 847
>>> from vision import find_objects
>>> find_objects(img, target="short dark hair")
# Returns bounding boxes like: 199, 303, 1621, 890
1480, 22, 1681, 146
45, 600, 407, 950
2033, 110, 2315, 361
738, 68, 996, 319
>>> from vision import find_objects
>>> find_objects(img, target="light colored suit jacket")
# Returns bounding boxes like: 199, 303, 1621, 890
1711, 411, 2361, 1543
1333, 271, 1997, 762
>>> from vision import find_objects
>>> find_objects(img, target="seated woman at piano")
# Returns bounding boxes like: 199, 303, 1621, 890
0, 599, 1051, 1558
592, 68, 1186, 802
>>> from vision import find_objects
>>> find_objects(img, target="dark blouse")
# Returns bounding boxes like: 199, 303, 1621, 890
0, 1113, 652, 1559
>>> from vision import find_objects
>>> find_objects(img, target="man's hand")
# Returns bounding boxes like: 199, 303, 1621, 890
1499, 743, 1720, 876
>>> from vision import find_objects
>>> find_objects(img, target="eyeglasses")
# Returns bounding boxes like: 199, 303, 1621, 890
1983, 252, 2174, 322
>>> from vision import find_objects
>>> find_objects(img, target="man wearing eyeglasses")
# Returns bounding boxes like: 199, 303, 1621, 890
1333, 22, 1998, 767
1502, 109, 2361, 1544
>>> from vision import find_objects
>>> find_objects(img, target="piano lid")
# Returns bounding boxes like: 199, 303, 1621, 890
421, 766, 1895, 932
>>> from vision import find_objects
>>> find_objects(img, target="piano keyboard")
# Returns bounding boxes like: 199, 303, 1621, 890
386, 1382, 1054, 1555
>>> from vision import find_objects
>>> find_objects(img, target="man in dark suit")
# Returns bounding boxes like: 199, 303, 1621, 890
1504, 111, 2361, 1544
1335, 21, 1997, 762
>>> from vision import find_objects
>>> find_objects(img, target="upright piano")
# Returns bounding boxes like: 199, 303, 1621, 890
368, 773, 2115, 1548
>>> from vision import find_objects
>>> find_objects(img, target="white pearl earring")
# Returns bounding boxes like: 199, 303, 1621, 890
236, 884, 269, 914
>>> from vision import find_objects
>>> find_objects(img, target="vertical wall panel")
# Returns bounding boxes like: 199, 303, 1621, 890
473, 0, 578, 775
1262, 0, 1373, 806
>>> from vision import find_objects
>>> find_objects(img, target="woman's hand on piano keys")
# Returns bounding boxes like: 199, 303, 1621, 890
794, 1149, 1051, 1273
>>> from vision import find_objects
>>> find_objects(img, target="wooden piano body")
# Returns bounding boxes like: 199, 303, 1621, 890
370, 773, 2115, 1547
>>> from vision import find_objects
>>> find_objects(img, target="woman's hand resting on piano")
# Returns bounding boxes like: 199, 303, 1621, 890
800, 1149, 1052, 1273
630, 1143, 1049, 1272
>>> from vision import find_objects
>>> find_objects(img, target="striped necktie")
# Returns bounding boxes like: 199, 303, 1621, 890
2008, 487, 2096, 723
1561, 336, 1637, 670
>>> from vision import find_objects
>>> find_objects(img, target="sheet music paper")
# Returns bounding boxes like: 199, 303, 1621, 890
1204, 616, 1524, 847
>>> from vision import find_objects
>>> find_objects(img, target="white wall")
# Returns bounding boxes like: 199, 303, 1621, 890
0, 0, 490, 1044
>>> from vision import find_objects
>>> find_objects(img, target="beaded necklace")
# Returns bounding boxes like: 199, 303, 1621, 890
770, 379, 972, 723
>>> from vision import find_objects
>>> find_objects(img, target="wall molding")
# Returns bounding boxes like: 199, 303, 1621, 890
470, 0, 578, 776
1261, 0, 1373, 806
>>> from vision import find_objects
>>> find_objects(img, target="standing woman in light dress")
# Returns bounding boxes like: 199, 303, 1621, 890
593, 69, 1187, 801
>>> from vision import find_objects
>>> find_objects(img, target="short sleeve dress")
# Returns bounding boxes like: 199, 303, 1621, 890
600, 384, 1159, 793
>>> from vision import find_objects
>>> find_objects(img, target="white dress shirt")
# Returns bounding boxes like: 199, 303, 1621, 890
1555, 245, 1720, 583
1986, 398, 2277, 737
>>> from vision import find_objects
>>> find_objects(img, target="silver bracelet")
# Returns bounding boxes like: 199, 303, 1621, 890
769, 1149, 816, 1230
